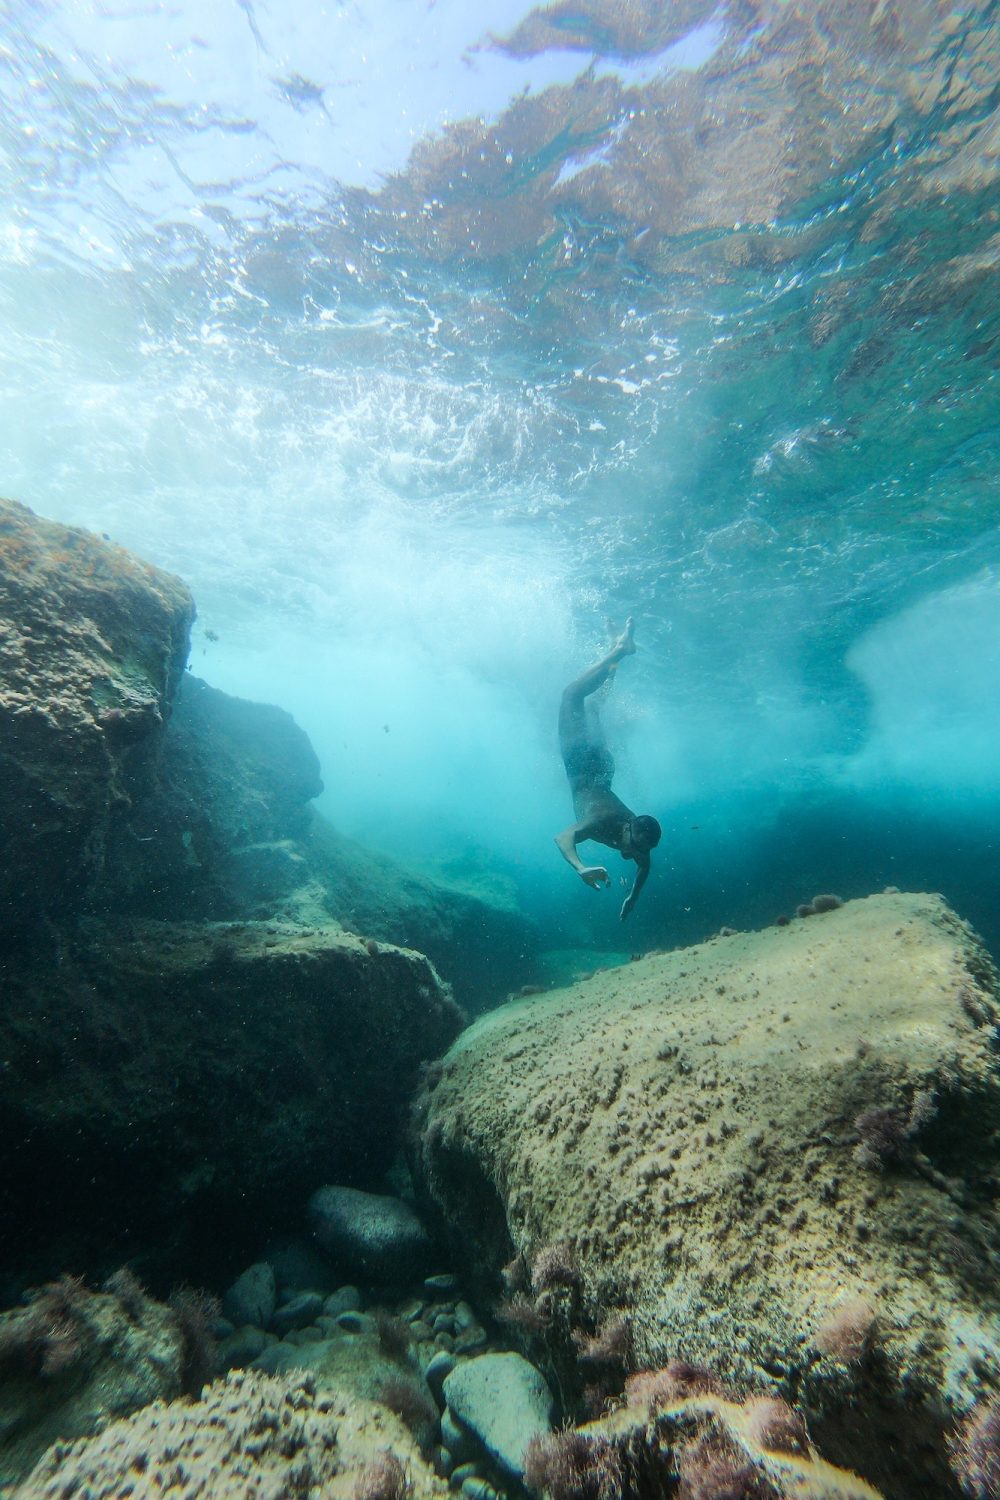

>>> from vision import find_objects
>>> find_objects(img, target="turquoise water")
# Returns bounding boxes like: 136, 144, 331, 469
2, 0, 999, 952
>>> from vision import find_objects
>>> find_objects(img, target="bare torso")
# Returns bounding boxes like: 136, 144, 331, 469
571, 783, 635, 850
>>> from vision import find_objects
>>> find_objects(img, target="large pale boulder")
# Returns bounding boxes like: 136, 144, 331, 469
411, 892, 1000, 1499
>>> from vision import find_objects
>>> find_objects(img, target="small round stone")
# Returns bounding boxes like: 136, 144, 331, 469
454, 1301, 477, 1331
323, 1285, 363, 1317
454, 1326, 488, 1354
336, 1310, 369, 1333
271, 1291, 323, 1333
441, 1410, 480, 1467
462, 1481, 498, 1500
283, 1325, 323, 1345
222, 1262, 276, 1330
425, 1273, 460, 1295
424, 1349, 457, 1405
218, 1326, 270, 1370
450, 1463, 482, 1487
250, 1343, 300, 1376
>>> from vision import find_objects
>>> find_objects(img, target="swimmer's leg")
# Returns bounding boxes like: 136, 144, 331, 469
559, 618, 636, 755
566, 617, 635, 702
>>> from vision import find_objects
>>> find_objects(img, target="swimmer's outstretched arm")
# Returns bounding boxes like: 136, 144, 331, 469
619, 853, 650, 921
555, 824, 610, 890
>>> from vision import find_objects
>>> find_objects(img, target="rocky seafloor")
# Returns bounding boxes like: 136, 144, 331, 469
2, 497, 1000, 1499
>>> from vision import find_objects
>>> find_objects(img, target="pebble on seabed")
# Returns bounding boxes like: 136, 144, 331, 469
221, 1265, 516, 1497
450, 1463, 483, 1487
335, 1310, 369, 1333
425, 1272, 460, 1295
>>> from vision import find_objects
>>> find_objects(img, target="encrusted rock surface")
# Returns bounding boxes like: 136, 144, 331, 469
529, 1371, 884, 1500
288, 818, 542, 1014
0, 1276, 185, 1487
0, 497, 193, 924
10, 1368, 448, 1499
252, 1322, 440, 1452
411, 892, 1000, 1499
0, 920, 463, 1287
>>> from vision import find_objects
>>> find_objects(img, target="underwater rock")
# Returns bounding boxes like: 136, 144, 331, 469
271, 1291, 324, 1334
295, 817, 542, 1012
336, 1311, 369, 1334
217, 1325, 271, 1371
0, 497, 193, 929
0, 921, 463, 1289
424, 1349, 456, 1405
0, 498, 536, 1009
111, 672, 324, 917
113, 671, 540, 1009
10, 1368, 448, 1500
442, 1352, 555, 1480
0, 1275, 185, 1487
441, 1407, 481, 1466
308, 1184, 435, 1283
250, 1342, 301, 1377
221, 1261, 276, 1330
284, 1325, 324, 1347
260, 1235, 342, 1297
250, 1322, 440, 1451
412, 891, 1000, 1500
523, 1378, 883, 1500
425, 1272, 460, 1295
324, 1285, 364, 1317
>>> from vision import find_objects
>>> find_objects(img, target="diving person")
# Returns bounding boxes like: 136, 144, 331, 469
555, 618, 661, 920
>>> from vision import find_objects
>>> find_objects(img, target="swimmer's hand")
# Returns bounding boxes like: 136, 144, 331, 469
579, 866, 610, 891
619, 892, 636, 921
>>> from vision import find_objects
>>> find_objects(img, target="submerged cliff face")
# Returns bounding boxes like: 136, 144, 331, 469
411, 891, 1000, 1500
0, 497, 537, 1004
0, 918, 464, 1288
107, 672, 539, 1009
0, 497, 195, 925
0, 500, 534, 1294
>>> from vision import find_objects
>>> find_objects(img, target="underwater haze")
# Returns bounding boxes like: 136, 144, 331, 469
2, 0, 999, 957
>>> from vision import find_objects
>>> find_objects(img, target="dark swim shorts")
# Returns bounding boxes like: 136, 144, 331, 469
563, 742, 615, 789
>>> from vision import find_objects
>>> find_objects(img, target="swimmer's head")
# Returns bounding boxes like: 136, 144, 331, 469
628, 815, 662, 852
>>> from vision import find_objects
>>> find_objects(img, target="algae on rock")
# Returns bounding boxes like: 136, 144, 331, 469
0, 1276, 186, 1488
1, 920, 463, 1288
11, 1368, 448, 1500
528, 1372, 884, 1500
0, 497, 193, 926
411, 892, 1000, 1499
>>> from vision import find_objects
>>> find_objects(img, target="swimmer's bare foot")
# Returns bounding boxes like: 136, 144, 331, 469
610, 617, 636, 662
